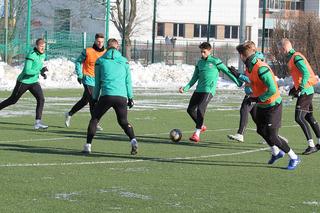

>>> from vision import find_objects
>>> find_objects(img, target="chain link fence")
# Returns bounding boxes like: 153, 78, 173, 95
0, 29, 242, 67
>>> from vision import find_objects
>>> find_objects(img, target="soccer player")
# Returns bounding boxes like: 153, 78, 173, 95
227, 48, 263, 143
278, 38, 320, 155
237, 41, 300, 170
0, 38, 48, 129
227, 42, 286, 144
82, 38, 138, 155
65, 33, 106, 130
179, 42, 242, 143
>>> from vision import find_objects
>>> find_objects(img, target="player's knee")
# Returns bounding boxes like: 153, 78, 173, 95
118, 119, 129, 128
8, 97, 18, 105
187, 107, 193, 115
305, 114, 316, 123
256, 127, 265, 137
294, 114, 304, 124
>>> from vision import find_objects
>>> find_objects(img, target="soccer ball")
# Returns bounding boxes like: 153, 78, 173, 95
169, 129, 182, 142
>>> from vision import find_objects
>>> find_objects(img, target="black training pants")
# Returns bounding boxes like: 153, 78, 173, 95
69, 84, 95, 117
187, 92, 213, 129
87, 95, 135, 144
256, 103, 291, 153
0, 81, 44, 120
295, 94, 320, 140
237, 95, 257, 135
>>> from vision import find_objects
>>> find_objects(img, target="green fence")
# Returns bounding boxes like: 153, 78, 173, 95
0, 30, 241, 67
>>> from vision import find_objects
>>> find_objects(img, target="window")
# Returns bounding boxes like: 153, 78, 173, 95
193, 24, 216, 38
194, 24, 200, 37
258, 28, 273, 47
54, 9, 71, 32
258, 28, 273, 38
225, 26, 239, 39
173, 23, 185, 37
201, 25, 207, 38
209, 25, 216, 38
157, 23, 164, 37
259, 0, 304, 11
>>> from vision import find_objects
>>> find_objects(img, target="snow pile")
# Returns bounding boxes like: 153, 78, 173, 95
0, 62, 21, 90
0, 57, 320, 93
130, 62, 194, 88
130, 62, 239, 89
42, 58, 81, 89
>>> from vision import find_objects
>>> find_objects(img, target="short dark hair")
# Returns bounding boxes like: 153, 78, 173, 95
95, 33, 104, 39
199, 42, 212, 50
107, 38, 119, 49
36, 38, 45, 46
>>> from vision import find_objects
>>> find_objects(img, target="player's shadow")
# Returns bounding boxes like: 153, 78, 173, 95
46, 128, 262, 151
0, 121, 65, 130
0, 143, 283, 170
0, 121, 264, 151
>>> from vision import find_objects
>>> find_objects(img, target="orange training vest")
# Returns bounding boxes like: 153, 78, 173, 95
245, 59, 280, 105
82, 47, 106, 77
288, 52, 318, 89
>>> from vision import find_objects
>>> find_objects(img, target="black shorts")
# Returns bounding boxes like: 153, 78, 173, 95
296, 94, 313, 112
256, 103, 282, 129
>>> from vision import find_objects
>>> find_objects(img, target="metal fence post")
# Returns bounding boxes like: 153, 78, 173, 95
44, 31, 48, 60
133, 39, 136, 62
159, 40, 162, 63
82, 32, 87, 49
146, 40, 149, 65
172, 45, 175, 65
185, 41, 189, 65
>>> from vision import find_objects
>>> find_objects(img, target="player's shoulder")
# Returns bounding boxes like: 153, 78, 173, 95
208, 56, 223, 66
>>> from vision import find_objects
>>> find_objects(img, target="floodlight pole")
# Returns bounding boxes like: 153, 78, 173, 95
121, 0, 127, 56
261, 0, 266, 53
105, 0, 110, 41
238, 0, 246, 72
207, 0, 212, 42
4, 0, 8, 63
26, 0, 32, 52
151, 0, 157, 63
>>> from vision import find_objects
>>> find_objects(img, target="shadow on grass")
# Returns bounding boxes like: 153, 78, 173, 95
0, 120, 264, 149
0, 143, 285, 170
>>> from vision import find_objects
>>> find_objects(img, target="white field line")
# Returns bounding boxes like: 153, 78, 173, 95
0, 147, 269, 168
0, 125, 298, 168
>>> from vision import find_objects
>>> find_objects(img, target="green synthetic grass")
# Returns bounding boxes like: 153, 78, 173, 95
0, 89, 319, 213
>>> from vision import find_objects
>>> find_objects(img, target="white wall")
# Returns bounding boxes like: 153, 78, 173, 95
155, 0, 259, 44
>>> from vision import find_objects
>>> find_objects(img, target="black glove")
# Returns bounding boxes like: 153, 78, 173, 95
77, 78, 82, 84
245, 96, 260, 105
289, 86, 301, 98
40, 67, 48, 79
127, 98, 134, 109
228, 66, 240, 78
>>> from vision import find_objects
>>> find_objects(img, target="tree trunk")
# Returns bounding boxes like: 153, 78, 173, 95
125, 37, 132, 60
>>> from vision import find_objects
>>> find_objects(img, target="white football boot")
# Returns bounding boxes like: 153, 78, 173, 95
227, 133, 244, 143
65, 112, 71, 127
34, 120, 48, 130
82, 143, 91, 154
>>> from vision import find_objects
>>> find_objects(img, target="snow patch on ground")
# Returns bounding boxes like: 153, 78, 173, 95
303, 201, 320, 206
99, 187, 151, 200
54, 192, 80, 201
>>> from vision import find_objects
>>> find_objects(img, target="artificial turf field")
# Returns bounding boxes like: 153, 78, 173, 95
0, 88, 320, 213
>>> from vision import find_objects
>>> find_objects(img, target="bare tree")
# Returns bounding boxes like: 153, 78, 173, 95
110, 0, 151, 59
270, 12, 320, 76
